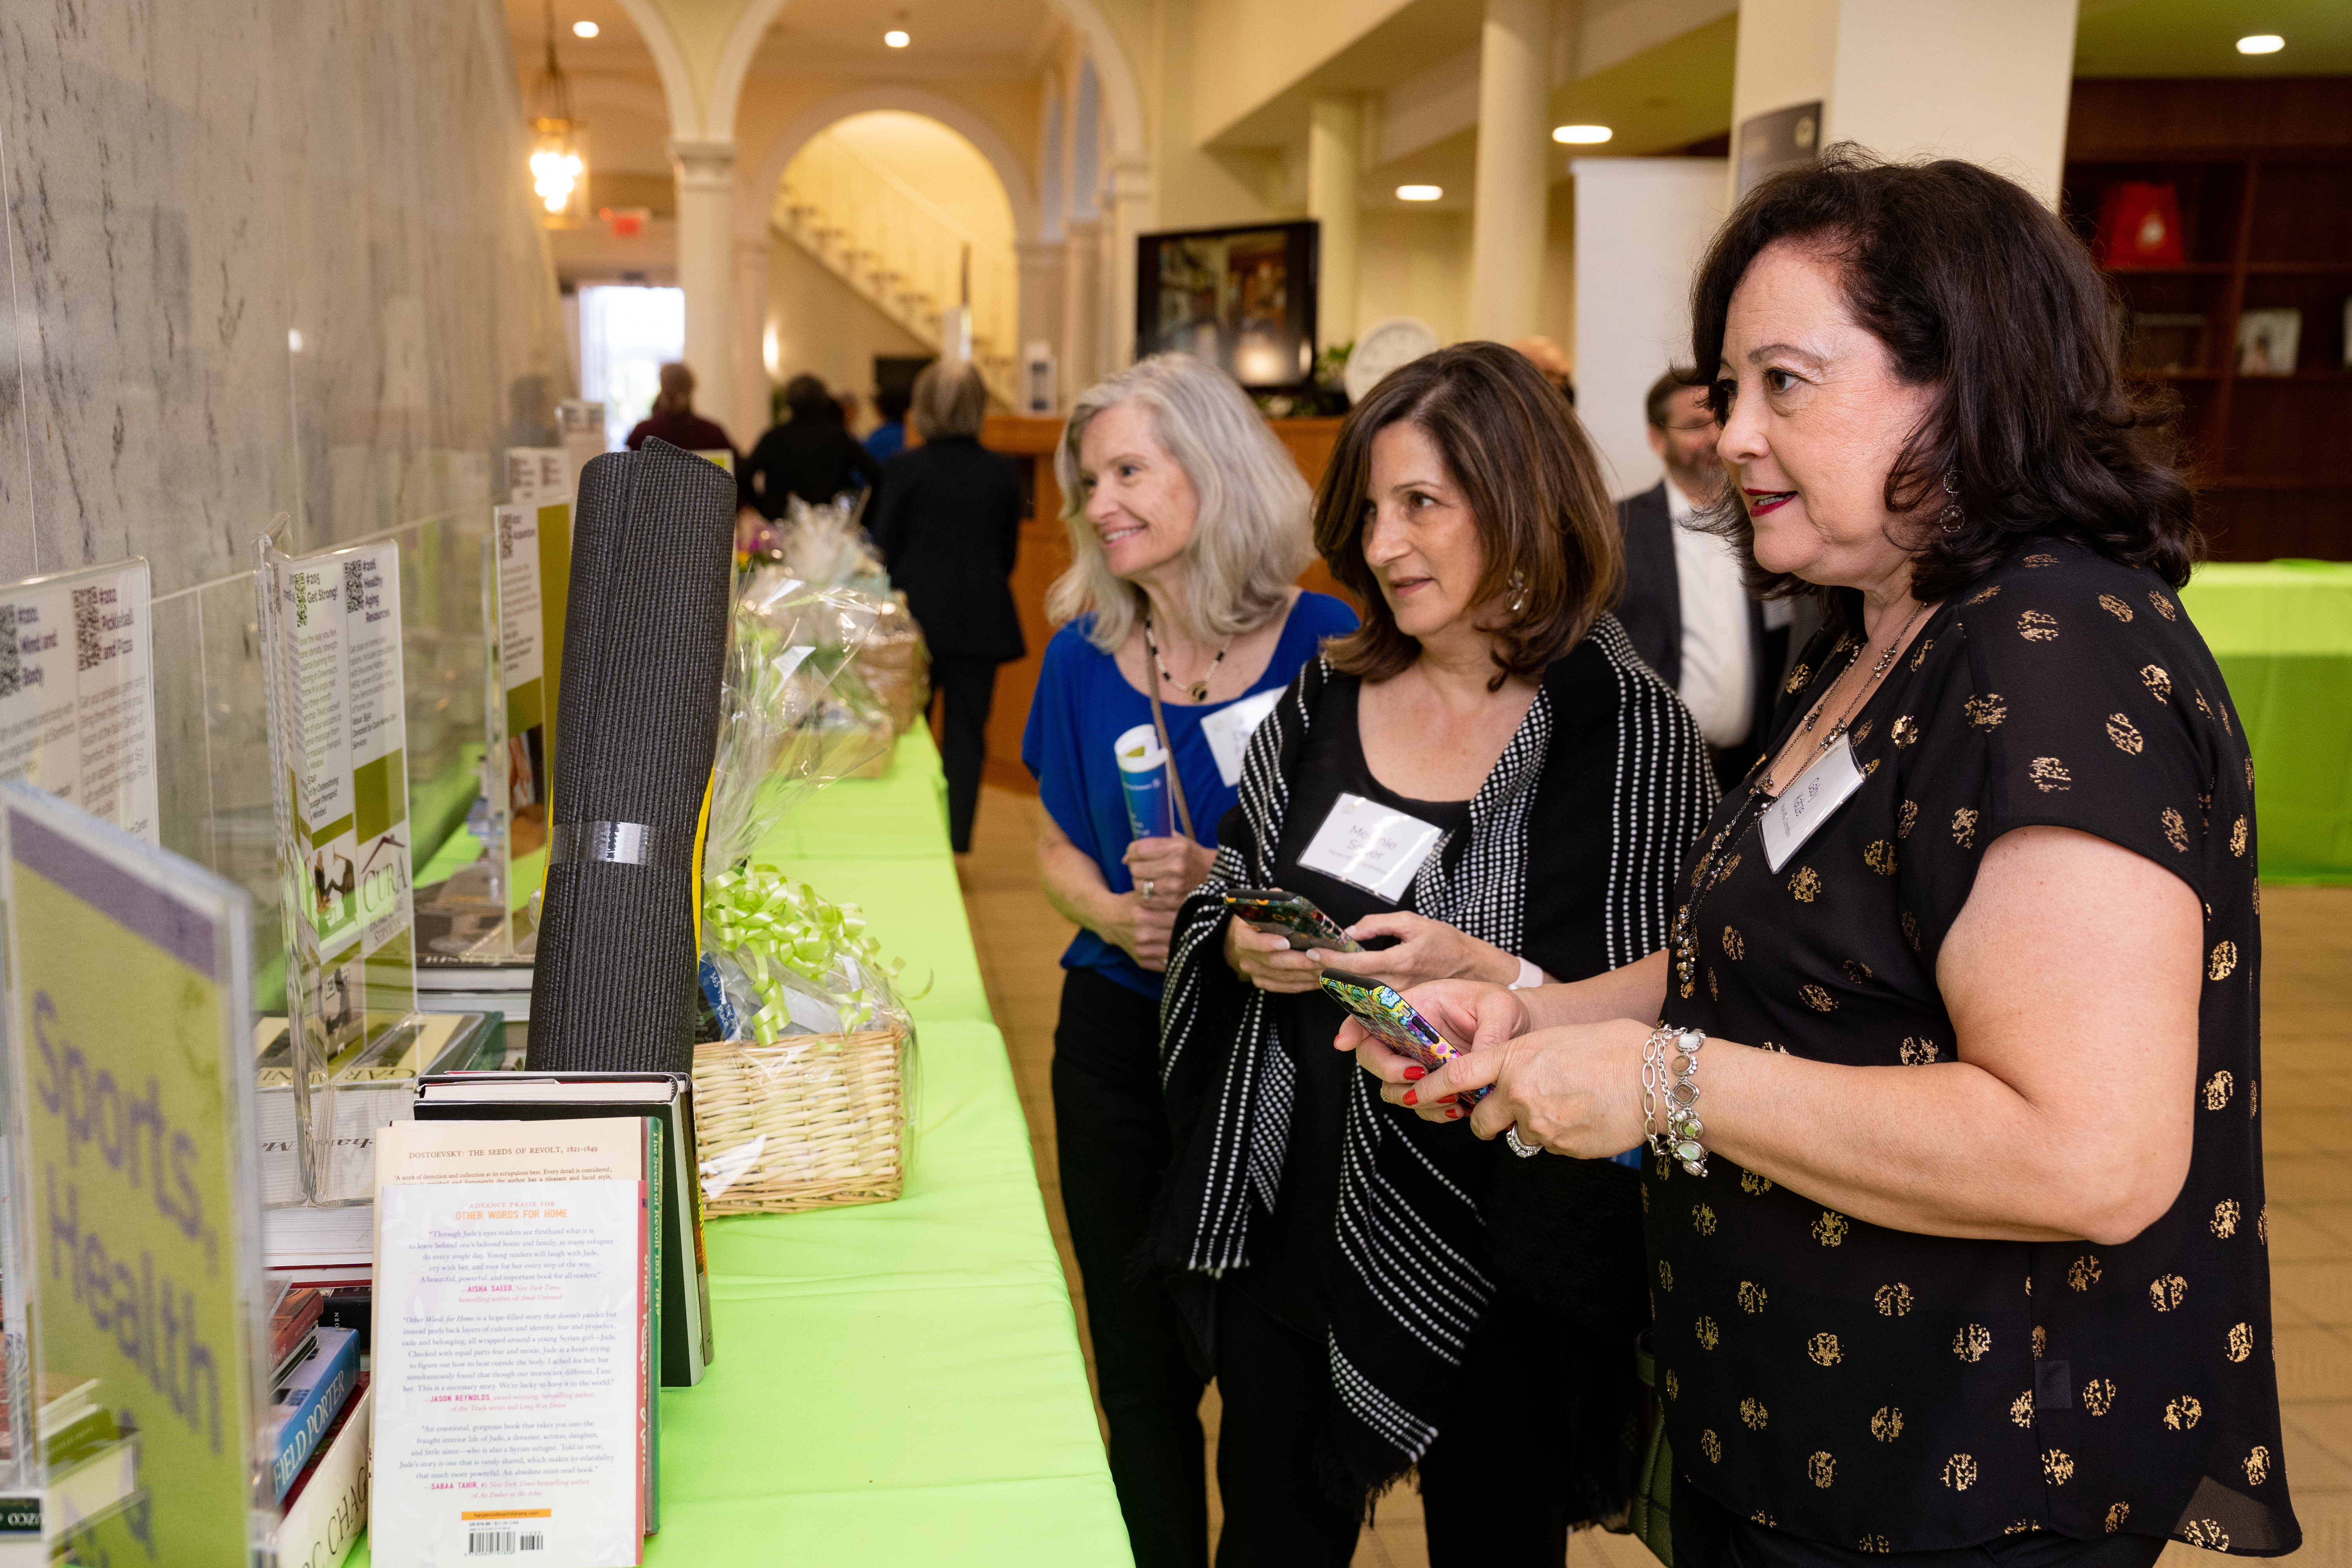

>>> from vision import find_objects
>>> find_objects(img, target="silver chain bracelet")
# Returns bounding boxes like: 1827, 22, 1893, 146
1641, 1025, 1710, 1176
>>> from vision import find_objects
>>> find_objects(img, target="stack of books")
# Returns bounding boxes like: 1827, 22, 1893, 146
414, 862, 535, 1046
33, 1373, 140, 1539
269, 1284, 372, 1565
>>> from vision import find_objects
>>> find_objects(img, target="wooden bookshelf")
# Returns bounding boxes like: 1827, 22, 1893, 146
2065, 78, 2352, 562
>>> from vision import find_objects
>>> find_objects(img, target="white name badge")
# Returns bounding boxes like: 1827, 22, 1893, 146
1298, 792, 1447, 903
1760, 734, 1867, 872
1200, 688, 1282, 786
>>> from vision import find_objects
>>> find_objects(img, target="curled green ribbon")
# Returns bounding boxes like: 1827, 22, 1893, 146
704, 862, 907, 1042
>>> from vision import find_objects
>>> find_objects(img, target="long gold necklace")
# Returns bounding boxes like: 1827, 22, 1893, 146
1668, 598, 1929, 1000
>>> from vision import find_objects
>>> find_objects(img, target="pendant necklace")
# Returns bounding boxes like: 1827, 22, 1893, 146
1668, 596, 1931, 1000
1143, 612, 1233, 702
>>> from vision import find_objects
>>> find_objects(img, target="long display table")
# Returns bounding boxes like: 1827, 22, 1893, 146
2181, 559, 2352, 884
349, 728, 1131, 1564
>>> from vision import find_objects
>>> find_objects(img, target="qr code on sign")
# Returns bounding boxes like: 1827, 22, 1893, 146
0, 605, 19, 700
498, 512, 515, 561
71, 586, 100, 673
344, 559, 365, 613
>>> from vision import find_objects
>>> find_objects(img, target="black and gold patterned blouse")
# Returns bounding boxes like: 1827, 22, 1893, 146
1647, 540, 2298, 1556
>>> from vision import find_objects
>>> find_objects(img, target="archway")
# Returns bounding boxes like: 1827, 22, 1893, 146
757, 108, 1025, 422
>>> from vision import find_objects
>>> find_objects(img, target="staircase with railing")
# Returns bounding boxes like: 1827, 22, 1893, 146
774, 130, 1020, 408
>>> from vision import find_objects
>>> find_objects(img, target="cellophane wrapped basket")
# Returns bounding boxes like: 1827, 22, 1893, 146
693, 561, 920, 1215
861, 593, 931, 734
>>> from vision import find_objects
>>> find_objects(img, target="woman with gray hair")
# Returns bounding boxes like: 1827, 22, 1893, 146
871, 360, 1024, 851
1022, 353, 1356, 1568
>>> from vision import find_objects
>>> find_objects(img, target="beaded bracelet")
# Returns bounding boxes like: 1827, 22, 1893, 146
1641, 1024, 1710, 1176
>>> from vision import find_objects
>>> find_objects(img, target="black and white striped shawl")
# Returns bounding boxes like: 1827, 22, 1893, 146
1153, 617, 1716, 1495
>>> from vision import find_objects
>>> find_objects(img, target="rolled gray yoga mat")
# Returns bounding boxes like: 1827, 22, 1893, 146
527, 439, 735, 1074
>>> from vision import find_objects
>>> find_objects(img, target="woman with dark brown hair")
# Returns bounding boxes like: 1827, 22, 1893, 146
1357, 148, 2298, 1567
1153, 341, 1715, 1564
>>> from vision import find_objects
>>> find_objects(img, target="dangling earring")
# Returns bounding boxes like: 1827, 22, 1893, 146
1508, 570, 1529, 615
1937, 469, 1964, 534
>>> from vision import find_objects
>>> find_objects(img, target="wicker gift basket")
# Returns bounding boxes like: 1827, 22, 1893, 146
692, 1020, 909, 1213
692, 567, 919, 1216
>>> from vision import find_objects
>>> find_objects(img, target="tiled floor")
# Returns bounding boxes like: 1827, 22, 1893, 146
959, 783, 2351, 1568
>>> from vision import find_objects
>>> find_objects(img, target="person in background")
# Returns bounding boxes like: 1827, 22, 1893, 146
866, 383, 913, 462
869, 361, 1024, 855
1615, 368, 1792, 788
738, 373, 884, 520
1023, 353, 1357, 1568
625, 362, 735, 457
1510, 334, 1577, 405
1155, 342, 1712, 1565
1356, 147, 2297, 1568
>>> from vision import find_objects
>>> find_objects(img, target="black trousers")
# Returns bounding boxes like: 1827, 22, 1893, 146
1214, 1266, 1595, 1566
1052, 969, 1210, 1568
929, 656, 1000, 853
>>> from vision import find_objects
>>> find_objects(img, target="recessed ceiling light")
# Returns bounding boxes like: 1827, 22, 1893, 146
572, 19, 598, 37
884, 28, 911, 47
1552, 124, 1612, 144
2236, 33, 2283, 54
1396, 184, 1442, 201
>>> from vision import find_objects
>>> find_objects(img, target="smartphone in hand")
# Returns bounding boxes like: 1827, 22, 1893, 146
1224, 888, 1361, 953
1319, 969, 1487, 1103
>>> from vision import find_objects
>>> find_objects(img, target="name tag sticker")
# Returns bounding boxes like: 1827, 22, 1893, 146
1298, 792, 1446, 903
1200, 688, 1282, 786
1760, 734, 1866, 872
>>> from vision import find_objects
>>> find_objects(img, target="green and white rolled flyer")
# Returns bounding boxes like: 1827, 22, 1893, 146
0, 780, 277, 1562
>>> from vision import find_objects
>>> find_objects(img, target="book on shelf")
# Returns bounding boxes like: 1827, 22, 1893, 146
265, 1199, 377, 1289
370, 1116, 660, 1566
414, 1071, 714, 1386
271, 1285, 326, 1368
269, 1325, 360, 1501
274, 1378, 371, 1568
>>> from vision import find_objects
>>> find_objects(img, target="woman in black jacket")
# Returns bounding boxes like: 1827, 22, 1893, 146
739, 374, 884, 519
870, 361, 1024, 852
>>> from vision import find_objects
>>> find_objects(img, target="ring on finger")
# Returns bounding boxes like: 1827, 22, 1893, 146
1141, 878, 1156, 900
1505, 1126, 1542, 1159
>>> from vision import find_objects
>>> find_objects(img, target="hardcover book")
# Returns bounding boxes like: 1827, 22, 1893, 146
413, 1071, 714, 1385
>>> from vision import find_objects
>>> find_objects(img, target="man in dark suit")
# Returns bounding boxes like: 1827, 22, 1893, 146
1613, 368, 1791, 790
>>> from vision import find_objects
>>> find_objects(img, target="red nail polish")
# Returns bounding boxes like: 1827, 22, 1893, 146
1402, 1065, 1426, 1082
1401, 1089, 1417, 1106
1446, 1107, 1464, 1120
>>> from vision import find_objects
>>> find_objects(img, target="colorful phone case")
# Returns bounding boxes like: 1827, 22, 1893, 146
1319, 970, 1488, 1102
1223, 889, 1361, 953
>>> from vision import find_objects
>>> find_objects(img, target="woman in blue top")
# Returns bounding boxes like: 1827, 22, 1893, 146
1023, 353, 1355, 1568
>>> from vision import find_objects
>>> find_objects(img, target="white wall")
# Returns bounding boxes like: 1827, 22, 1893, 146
1572, 158, 1730, 500
1731, 0, 2078, 208
765, 238, 935, 430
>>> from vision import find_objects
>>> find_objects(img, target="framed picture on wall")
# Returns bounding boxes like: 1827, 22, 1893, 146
1134, 220, 1319, 393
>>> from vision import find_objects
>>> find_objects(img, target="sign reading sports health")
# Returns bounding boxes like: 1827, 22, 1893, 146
0, 782, 275, 1561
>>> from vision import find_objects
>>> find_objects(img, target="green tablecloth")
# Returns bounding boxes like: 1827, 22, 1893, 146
355, 728, 1130, 1565
2180, 559, 2352, 884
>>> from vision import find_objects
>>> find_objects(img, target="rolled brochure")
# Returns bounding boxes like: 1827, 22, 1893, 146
1114, 722, 1174, 841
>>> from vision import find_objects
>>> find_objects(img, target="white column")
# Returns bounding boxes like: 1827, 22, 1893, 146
731, 233, 770, 441
1572, 158, 1731, 499
1466, 0, 1549, 344
1104, 151, 1152, 372
1731, 0, 2077, 207
669, 138, 738, 426
1018, 240, 1068, 404
1307, 98, 1361, 347
1062, 218, 1102, 392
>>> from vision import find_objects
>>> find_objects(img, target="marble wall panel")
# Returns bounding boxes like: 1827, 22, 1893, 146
2, 0, 571, 998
